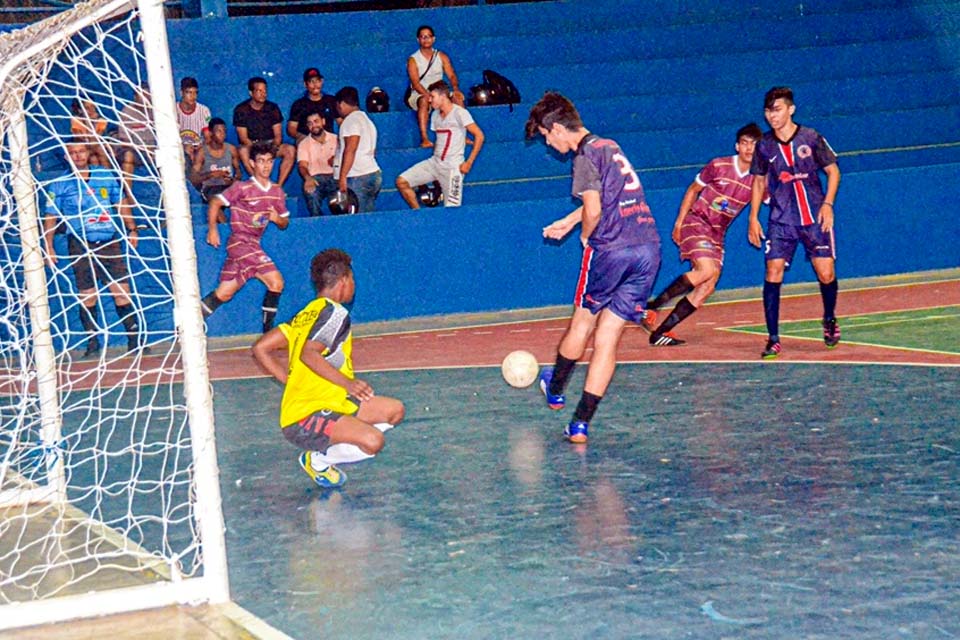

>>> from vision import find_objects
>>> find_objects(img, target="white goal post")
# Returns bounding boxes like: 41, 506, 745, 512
0, 0, 228, 629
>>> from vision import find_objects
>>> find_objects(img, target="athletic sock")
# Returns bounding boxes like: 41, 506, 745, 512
763, 280, 782, 340
78, 304, 98, 335
115, 302, 138, 334
261, 290, 282, 333
573, 391, 602, 423
656, 296, 697, 335
819, 279, 838, 321
549, 353, 577, 398
200, 291, 224, 318
648, 274, 694, 311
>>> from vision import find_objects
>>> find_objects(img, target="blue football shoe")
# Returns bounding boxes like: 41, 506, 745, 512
538, 366, 565, 410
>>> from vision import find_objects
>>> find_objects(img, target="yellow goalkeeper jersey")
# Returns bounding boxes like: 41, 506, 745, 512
279, 296, 356, 427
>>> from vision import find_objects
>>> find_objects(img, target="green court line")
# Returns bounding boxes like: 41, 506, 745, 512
724, 305, 960, 355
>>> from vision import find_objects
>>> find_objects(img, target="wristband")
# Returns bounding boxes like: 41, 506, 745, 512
823, 202, 834, 207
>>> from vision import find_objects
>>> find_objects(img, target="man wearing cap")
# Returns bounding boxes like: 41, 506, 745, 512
233, 76, 296, 186
176, 76, 212, 167
287, 68, 340, 144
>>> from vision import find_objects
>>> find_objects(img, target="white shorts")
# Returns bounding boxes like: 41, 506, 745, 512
399, 156, 464, 207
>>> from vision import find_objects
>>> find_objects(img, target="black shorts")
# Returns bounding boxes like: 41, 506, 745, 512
282, 406, 358, 453
67, 234, 129, 291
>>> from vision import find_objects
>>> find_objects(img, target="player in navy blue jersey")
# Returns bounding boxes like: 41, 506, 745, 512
525, 92, 661, 445
748, 87, 841, 359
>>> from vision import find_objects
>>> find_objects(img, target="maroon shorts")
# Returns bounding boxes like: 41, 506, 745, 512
219, 239, 278, 287
678, 216, 725, 265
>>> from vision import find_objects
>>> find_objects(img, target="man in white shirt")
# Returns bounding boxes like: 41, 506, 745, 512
396, 80, 484, 208
332, 86, 381, 213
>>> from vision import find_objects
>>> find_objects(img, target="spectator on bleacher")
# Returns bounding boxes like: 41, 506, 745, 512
192, 117, 240, 203
333, 86, 381, 213
405, 25, 464, 148
69, 98, 110, 167
297, 112, 338, 216
176, 76, 212, 165
202, 141, 289, 334
116, 84, 156, 196
232, 76, 295, 186
396, 80, 483, 208
287, 67, 340, 144
42, 138, 148, 358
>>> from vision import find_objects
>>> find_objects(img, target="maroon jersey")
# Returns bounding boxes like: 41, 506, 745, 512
217, 178, 289, 245
689, 155, 755, 231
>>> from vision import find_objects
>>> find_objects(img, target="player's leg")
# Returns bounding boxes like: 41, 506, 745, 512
645, 216, 711, 331
356, 395, 406, 430
804, 223, 840, 347
349, 171, 383, 213
541, 306, 597, 411
101, 242, 147, 352
68, 236, 102, 357
396, 159, 433, 209
761, 222, 798, 359
201, 277, 240, 317
440, 166, 463, 208
650, 256, 720, 344
416, 95, 433, 147
256, 268, 285, 333
275, 143, 296, 186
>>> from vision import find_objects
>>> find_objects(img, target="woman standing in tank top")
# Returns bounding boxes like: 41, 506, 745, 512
406, 25, 464, 148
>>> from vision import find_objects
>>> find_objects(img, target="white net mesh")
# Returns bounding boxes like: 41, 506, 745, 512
0, 0, 219, 620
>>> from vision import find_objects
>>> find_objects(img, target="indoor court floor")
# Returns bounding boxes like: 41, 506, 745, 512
4, 273, 958, 639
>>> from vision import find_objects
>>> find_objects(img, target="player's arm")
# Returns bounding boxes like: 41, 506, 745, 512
818, 163, 840, 233
748, 176, 766, 248
270, 121, 283, 148
300, 339, 374, 402
674, 179, 702, 245
579, 189, 602, 245
235, 125, 252, 147
228, 144, 240, 183
191, 146, 208, 182
460, 122, 484, 175
251, 328, 289, 384
286, 119, 300, 142
206, 196, 225, 247
270, 208, 290, 230
542, 206, 582, 240
42, 215, 59, 266
407, 57, 427, 96
337, 135, 359, 192
117, 196, 138, 250
440, 52, 463, 99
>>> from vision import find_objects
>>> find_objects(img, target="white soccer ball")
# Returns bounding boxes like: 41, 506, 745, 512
501, 350, 540, 388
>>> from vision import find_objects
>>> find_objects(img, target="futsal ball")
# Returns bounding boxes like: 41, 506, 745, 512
501, 350, 540, 388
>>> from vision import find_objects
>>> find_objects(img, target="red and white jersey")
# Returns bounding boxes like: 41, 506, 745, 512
689, 155, 756, 232
430, 104, 474, 168
177, 101, 211, 148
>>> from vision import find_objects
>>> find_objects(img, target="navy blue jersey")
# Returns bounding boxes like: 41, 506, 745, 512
750, 125, 837, 227
572, 135, 659, 251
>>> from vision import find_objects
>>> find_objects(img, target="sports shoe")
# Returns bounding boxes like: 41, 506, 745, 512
127, 335, 151, 355
564, 420, 589, 444
538, 367, 565, 410
299, 451, 346, 489
649, 332, 686, 346
640, 308, 658, 334
823, 318, 841, 348
80, 338, 102, 360
761, 339, 782, 359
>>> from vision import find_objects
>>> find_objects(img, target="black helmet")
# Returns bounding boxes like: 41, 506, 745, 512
328, 189, 360, 215
365, 86, 389, 113
467, 84, 493, 107
416, 181, 443, 207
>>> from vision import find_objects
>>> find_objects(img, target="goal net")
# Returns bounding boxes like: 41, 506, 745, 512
0, 0, 228, 629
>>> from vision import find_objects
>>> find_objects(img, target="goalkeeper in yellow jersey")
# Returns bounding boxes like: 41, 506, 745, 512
252, 248, 404, 488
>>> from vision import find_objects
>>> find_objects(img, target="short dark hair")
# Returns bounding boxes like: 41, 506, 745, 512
525, 91, 583, 139
736, 122, 762, 141
209, 117, 226, 129
334, 86, 359, 108
427, 80, 451, 97
250, 141, 275, 162
180, 76, 198, 90
764, 86, 794, 110
311, 248, 352, 292
416, 25, 434, 38
248, 76, 267, 92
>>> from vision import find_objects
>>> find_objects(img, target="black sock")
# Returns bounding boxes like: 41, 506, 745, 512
648, 274, 694, 311
573, 391, 602, 423
115, 303, 138, 334
819, 279, 838, 321
655, 296, 697, 335
763, 280, 781, 340
549, 353, 576, 397
262, 290, 282, 332
78, 304, 98, 344
201, 291, 224, 318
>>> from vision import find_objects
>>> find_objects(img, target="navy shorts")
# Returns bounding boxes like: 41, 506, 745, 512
765, 221, 835, 265
282, 404, 359, 453
575, 243, 660, 324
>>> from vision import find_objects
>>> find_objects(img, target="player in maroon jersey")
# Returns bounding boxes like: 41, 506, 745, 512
748, 87, 841, 359
645, 123, 763, 345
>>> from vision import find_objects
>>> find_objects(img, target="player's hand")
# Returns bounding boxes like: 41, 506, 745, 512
818, 204, 834, 233
44, 251, 58, 268
542, 217, 575, 240
206, 227, 220, 248
459, 161, 472, 175
345, 378, 374, 402
127, 231, 139, 250
747, 218, 764, 248
303, 177, 316, 194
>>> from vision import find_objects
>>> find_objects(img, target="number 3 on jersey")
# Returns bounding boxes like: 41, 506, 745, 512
612, 152, 641, 191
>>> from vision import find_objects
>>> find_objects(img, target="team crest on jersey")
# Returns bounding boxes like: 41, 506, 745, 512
796, 144, 812, 159
99, 187, 108, 199
697, 240, 715, 250
710, 196, 730, 212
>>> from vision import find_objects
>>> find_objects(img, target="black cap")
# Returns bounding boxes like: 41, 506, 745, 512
180, 76, 198, 90
303, 68, 323, 82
